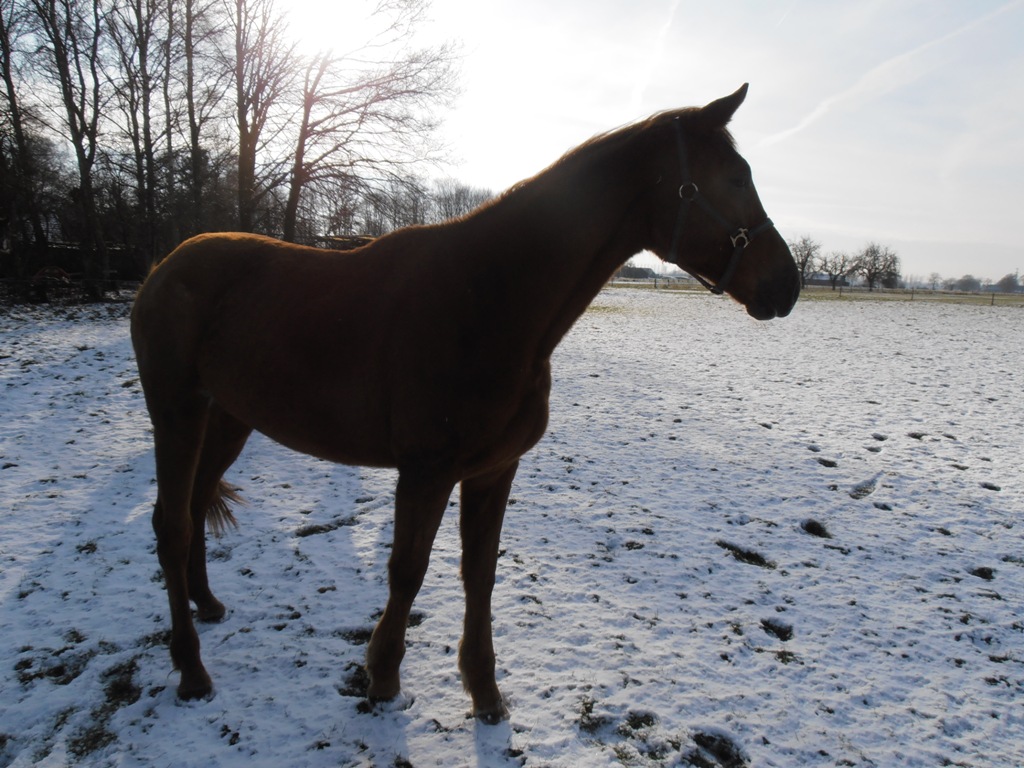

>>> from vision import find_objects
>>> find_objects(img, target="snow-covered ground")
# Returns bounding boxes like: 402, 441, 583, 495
1, 288, 1021, 767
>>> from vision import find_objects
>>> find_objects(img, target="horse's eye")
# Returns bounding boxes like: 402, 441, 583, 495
732, 177, 750, 189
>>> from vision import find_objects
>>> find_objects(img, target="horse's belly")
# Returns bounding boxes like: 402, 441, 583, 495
203, 360, 397, 468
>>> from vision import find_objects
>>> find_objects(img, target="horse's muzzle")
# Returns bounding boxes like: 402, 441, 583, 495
745, 273, 800, 320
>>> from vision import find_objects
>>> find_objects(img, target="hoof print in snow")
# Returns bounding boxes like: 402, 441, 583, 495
716, 540, 776, 569
336, 662, 369, 699
688, 729, 748, 768
761, 618, 794, 642
295, 516, 358, 537
980, 482, 1001, 492
800, 519, 831, 538
338, 626, 374, 646
577, 696, 614, 735
849, 477, 877, 499
816, 457, 838, 468
616, 710, 658, 737
969, 567, 996, 581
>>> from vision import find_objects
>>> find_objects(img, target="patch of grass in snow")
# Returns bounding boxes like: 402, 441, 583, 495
715, 540, 776, 569
67, 658, 141, 759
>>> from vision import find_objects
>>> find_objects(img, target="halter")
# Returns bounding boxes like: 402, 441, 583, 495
667, 117, 776, 295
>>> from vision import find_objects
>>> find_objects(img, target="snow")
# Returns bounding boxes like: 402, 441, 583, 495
1, 288, 1022, 767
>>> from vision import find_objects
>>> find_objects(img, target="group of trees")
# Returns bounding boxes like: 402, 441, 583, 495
789, 236, 1021, 294
920, 271, 1020, 294
789, 237, 901, 292
0, 0, 472, 291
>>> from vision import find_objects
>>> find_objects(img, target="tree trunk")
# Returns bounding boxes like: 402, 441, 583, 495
234, 0, 255, 232
184, 0, 202, 235
0, 3, 48, 264
33, 0, 107, 292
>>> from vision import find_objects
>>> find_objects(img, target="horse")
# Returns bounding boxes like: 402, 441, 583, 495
130, 83, 799, 724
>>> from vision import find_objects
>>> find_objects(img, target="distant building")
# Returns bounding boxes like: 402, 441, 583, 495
614, 264, 658, 280
806, 272, 849, 287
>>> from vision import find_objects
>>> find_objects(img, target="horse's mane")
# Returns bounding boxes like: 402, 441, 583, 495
492, 106, 736, 205
415, 104, 737, 235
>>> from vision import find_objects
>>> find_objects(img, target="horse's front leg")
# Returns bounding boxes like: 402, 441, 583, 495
366, 469, 453, 703
458, 461, 518, 723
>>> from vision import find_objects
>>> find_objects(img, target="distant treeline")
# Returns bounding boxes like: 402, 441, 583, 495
0, 0, 495, 292
788, 236, 1020, 294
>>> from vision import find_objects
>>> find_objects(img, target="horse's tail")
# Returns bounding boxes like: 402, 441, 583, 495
207, 480, 244, 537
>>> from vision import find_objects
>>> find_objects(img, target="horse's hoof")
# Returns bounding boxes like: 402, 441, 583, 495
193, 598, 227, 623
366, 675, 401, 703
474, 699, 509, 724
366, 691, 414, 713
176, 669, 214, 701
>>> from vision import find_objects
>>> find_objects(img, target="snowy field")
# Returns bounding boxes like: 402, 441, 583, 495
1, 287, 1022, 767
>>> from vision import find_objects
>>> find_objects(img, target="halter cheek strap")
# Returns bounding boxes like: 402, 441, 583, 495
668, 117, 775, 296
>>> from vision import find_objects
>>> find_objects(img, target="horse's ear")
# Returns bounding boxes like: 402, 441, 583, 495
695, 83, 749, 132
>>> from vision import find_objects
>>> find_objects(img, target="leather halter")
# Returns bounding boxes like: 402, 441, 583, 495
667, 117, 776, 295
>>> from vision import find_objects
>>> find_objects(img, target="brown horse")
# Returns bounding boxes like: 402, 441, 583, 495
131, 84, 799, 723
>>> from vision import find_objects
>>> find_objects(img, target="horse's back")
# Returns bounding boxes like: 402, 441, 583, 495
132, 233, 402, 465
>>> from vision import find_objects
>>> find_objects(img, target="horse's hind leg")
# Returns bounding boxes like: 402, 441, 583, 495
458, 461, 517, 723
366, 469, 454, 703
149, 394, 215, 700
187, 405, 252, 622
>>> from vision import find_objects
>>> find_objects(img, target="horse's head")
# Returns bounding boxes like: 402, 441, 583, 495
646, 84, 799, 319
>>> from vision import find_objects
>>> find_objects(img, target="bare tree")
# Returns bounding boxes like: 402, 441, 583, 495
176, 0, 229, 236
817, 250, 852, 291
788, 235, 820, 288
281, 0, 457, 242
229, 0, 294, 232
432, 177, 491, 223
853, 242, 899, 291
0, 0, 49, 263
30, 0, 108, 292
107, 0, 164, 263
1, 0, 464, 276
927, 272, 942, 291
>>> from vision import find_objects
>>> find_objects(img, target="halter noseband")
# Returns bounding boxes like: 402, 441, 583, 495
667, 117, 776, 295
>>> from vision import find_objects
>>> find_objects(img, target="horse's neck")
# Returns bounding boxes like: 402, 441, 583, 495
469, 136, 652, 358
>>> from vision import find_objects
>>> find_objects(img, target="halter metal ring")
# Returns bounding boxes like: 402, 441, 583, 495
730, 228, 750, 249
678, 182, 698, 201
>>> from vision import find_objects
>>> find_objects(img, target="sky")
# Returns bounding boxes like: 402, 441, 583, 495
288, 0, 1024, 282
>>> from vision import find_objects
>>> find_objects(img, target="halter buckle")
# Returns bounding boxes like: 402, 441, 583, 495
730, 228, 750, 249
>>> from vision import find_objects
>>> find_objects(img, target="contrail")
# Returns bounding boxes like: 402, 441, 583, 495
760, 0, 1023, 146
775, 0, 799, 29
